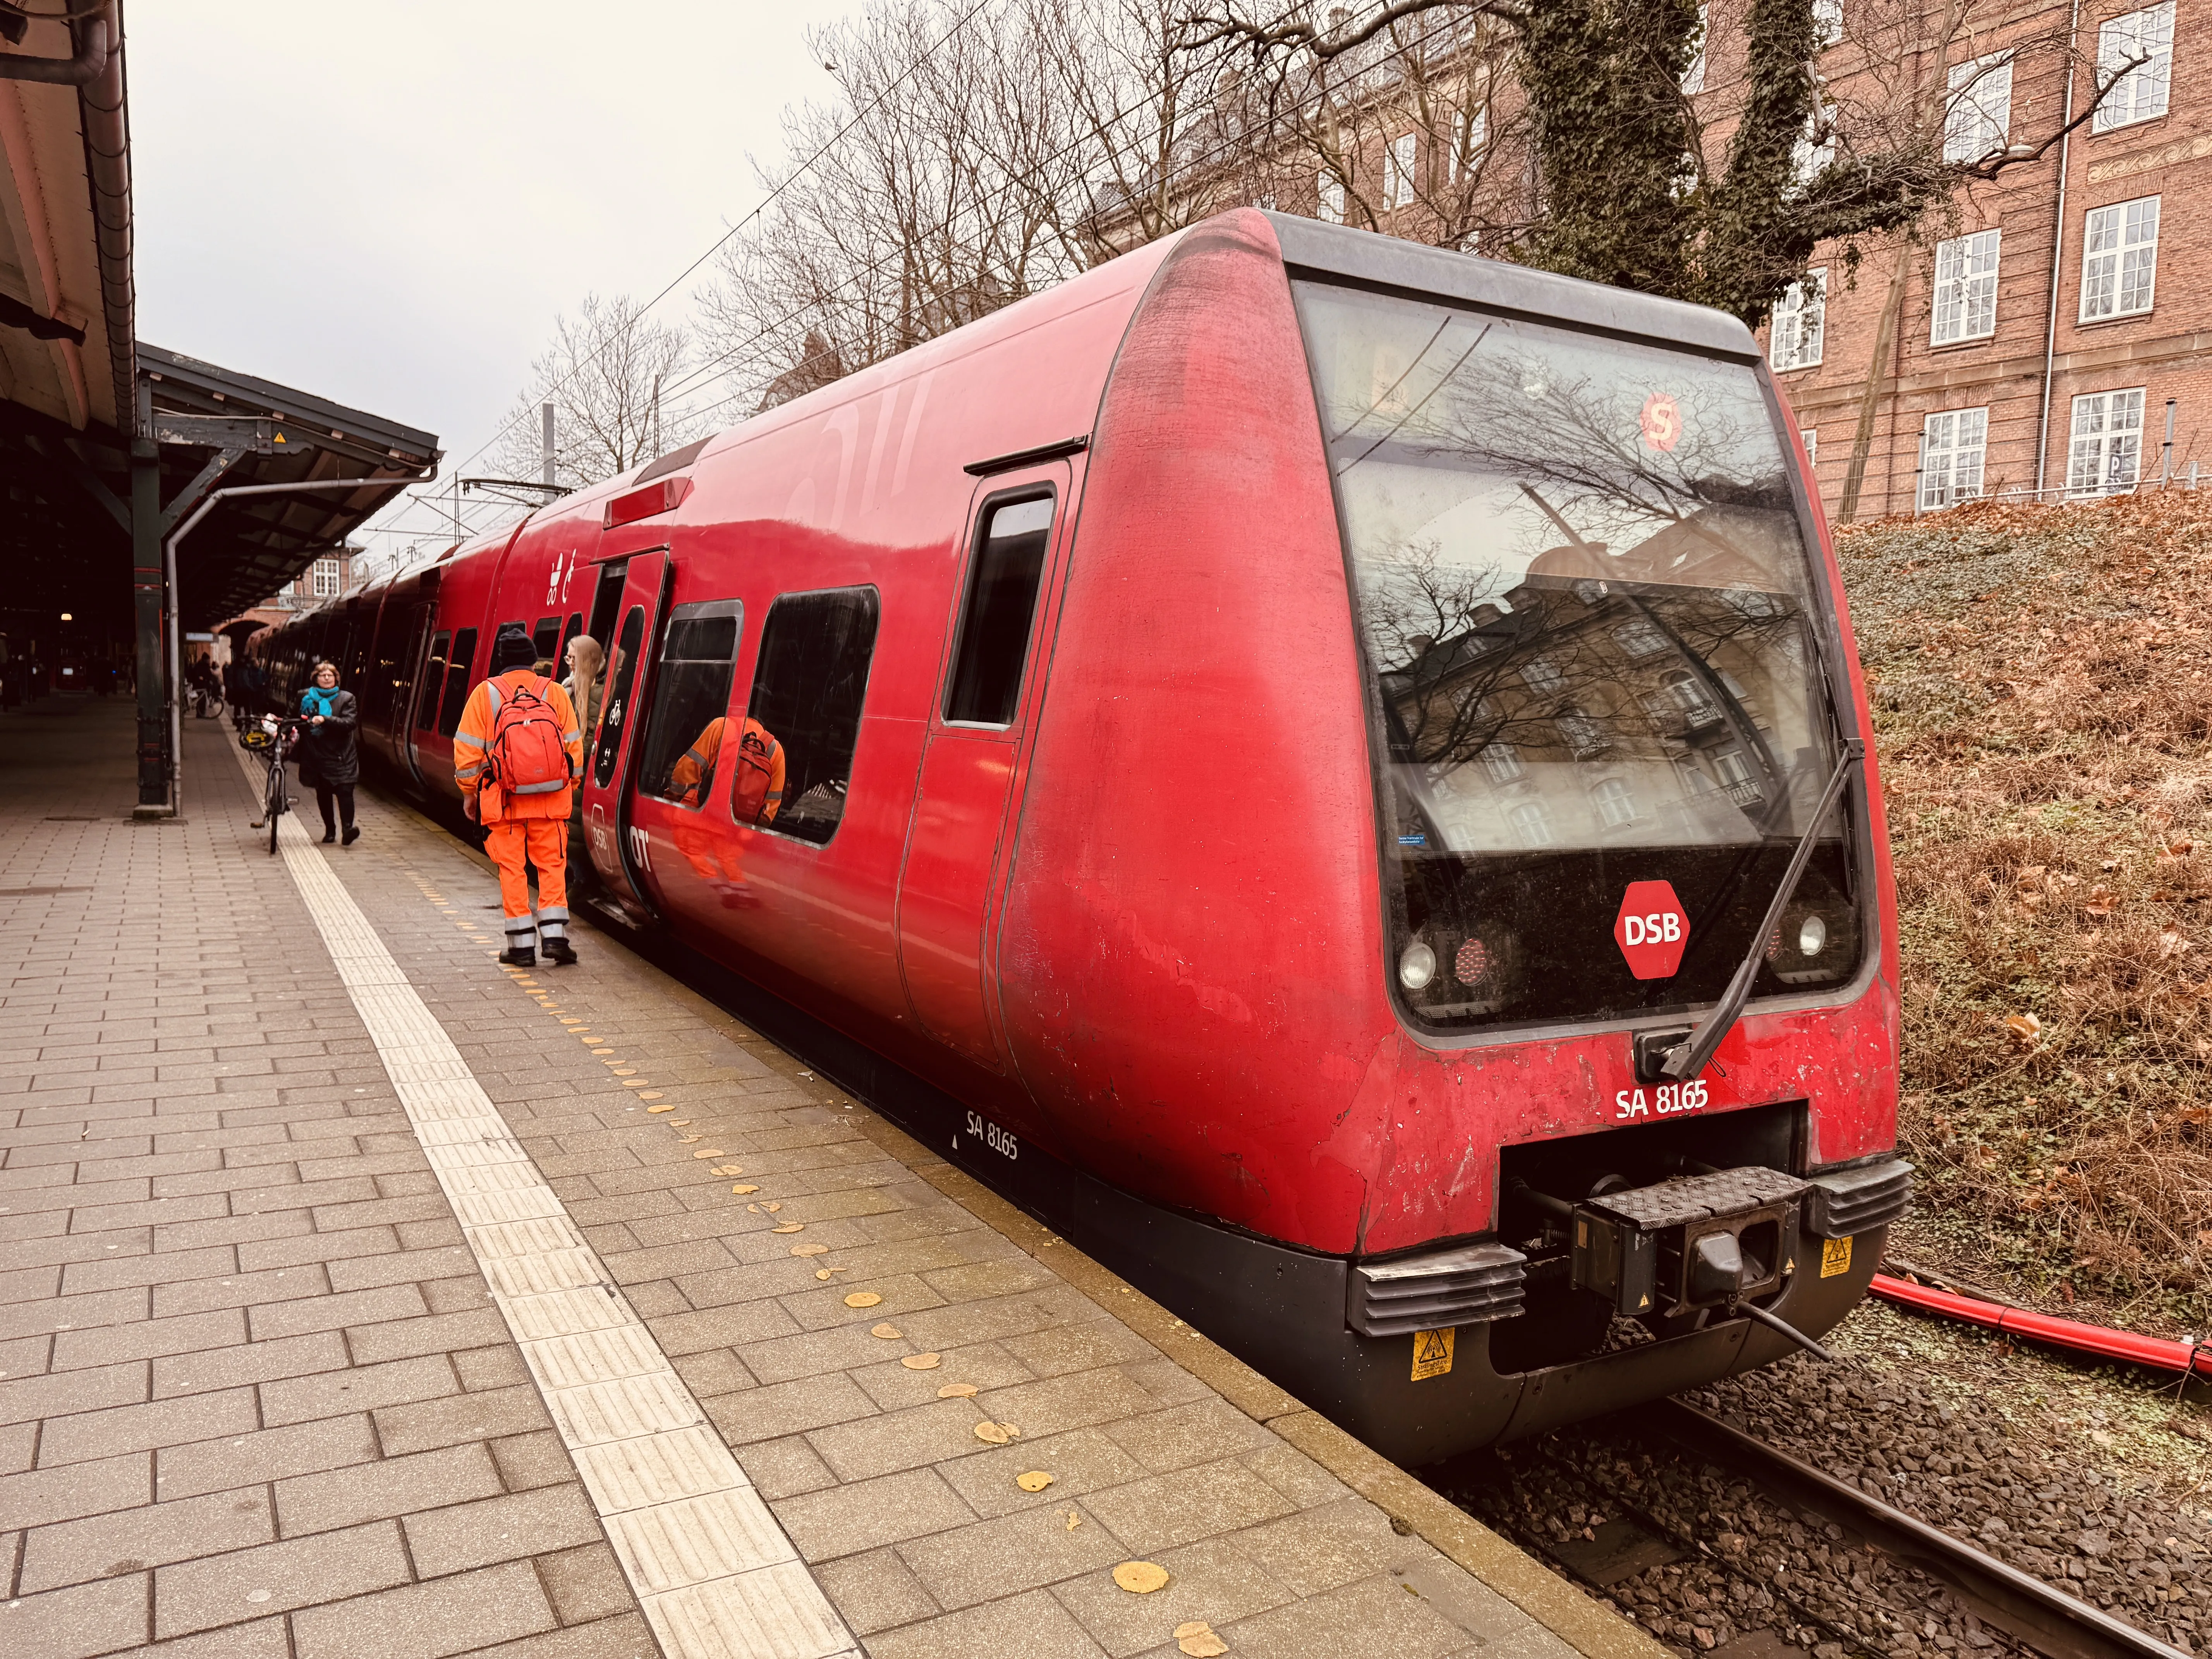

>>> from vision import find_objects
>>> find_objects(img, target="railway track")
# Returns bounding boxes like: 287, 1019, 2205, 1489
1649, 1400, 2187, 1659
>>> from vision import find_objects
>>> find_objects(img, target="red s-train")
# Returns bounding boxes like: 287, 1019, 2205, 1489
253, 211, 1908, 1463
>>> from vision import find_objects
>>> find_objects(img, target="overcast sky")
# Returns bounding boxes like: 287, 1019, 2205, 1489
131, 1, 847, 553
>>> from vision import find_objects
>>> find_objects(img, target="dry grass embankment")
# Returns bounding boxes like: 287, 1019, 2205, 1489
1840, 491, 2212, 1331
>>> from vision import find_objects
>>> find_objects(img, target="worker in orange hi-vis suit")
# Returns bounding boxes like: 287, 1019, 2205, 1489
667, 715, 785, 905
455, 624, 586, 968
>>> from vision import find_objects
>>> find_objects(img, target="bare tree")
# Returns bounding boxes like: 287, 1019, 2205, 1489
493, 292, 702, 487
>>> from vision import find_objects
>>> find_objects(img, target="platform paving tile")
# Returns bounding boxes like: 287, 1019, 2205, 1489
0, 701, 1634, 1659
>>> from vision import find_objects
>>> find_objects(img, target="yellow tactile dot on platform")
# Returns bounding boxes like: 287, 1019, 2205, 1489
639, 1092, 663, 1101
1016, 1471, 1053, 1492
1113, 1562, 1169, 1595
937, 1382, 977, 1398
790, 1243, 827, 1257
843, 1292, 881, 1308
647, 1104, 676, 1114
691, 1149, 723, 1159
771, 1222, 804, 1234
871, 1323, 902, 1339
901, 1353, 941, 1370
622, 1080, 651, 1088
733, 1184, 759, 1194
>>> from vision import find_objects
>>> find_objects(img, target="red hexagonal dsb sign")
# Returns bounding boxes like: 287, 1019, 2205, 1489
1614, 880, 1690, 980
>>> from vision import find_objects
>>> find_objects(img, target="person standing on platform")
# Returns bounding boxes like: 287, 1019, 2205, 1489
296, 661, 361, 845
455, 623, 585, 968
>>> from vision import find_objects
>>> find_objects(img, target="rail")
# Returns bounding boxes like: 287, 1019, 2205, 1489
1652, 1399, 2188, 1659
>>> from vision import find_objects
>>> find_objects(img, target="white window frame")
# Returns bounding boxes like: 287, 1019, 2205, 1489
1682, 2, 1709, 93
1592, 777, 1640, 829
1317, 171, 1346, 224
1919, 407, 1989, 511
1770, 270, 1826, 371
1813, 0, 1843, 48
1944, 56, 2014, 163
2080, 195, 2159, 321
1509, 800, 1554, 848
311, 556, 341, 599
1611, 619, 1668, 658
2095, 3, 2174, 133
1932, 229, 2001, 344
1520, 656, 1565, 694
1802, 429, 1818, 469
2068, 388, 2146, 496
1480, 743, 1523, 784
1450, 105, 1489, 182
1385, 133, 1417, 209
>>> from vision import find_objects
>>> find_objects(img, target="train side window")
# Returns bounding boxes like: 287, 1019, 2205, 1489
586, 563, 625, 649
416, 632, 451, 730
558, 612, 583, 665
593, 606, 647, 789
436, 628, 478, 737
532, 615, 561, 664
946, 492, 1053, 726
735, 586, 880, 845
635, 603, 743, 810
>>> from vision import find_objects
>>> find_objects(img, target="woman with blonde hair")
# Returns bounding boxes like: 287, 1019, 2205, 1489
563, 633, 605, 748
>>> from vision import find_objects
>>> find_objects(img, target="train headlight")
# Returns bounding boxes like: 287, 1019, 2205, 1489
1455, 936, 1490, 987
1797, 915, 1828, 957
1399, 941, 1438, 991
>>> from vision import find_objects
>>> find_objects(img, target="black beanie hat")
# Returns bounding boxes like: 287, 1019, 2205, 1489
491, 624, 537, 672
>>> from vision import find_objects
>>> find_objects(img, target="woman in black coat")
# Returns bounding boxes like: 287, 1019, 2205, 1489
296, 660, 361, 845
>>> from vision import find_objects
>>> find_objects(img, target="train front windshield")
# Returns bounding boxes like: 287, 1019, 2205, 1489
1293, 280, 1860, 1033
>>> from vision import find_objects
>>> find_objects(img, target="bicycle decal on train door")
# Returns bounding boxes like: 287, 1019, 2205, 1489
579, 550, 670, 922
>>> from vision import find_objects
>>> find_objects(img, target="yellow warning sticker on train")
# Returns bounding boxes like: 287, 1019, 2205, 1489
1410, 1326, 1455, 1381
1820, 1235, 1853, 1278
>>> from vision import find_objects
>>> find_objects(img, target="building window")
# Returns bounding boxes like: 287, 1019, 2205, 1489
1520, 656, 1565, 694
737, 586, 881, 843
1592, 778, 1639, 828
2080, 196, 2159, 320
1813, 0, 1843, 47
1769, 270, 1826, 371
2068, 388, 2146, 496
1611, 618, 1669, 658
1450, 106, 1489, 180
311, 557, 340, 598
1317, 171, 1345, 223
1509, 800, 1554, 848
1480, 743, 1523, 784
1944, 56, 2013, 162
2095, 3, 2174, 133
1556, 706, 1606, 756
1920, 407, 1989, 510
1385, 134, 1417, 209
1802, 429, 1818, 469
1682, 2, 1708, 93
1932, 229, 2001, 343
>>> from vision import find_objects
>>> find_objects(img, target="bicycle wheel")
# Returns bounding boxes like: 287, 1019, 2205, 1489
266, 763, 285, 855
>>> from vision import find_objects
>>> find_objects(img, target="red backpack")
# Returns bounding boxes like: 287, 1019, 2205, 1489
488, 676, 570, 795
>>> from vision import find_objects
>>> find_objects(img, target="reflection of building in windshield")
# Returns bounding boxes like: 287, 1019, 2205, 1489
1378, 541, 1811, 855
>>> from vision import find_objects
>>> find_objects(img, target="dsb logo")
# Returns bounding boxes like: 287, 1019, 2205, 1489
1613, 880, 1690, 979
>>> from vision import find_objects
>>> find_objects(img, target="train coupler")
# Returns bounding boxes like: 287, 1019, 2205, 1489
1568, 1165, 1808, 1317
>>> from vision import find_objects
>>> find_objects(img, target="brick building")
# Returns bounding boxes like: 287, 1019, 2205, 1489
218, 546, 359, 647
1749, 0, 2202, 515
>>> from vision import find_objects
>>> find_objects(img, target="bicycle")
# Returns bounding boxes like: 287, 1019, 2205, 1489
240, 716, 302, 855
189, 682, 223, 720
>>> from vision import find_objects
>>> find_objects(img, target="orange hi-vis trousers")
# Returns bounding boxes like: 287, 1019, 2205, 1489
486, 819, 568, 946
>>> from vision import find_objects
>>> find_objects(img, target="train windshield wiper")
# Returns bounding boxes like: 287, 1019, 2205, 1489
1657, 738, 1866, 1082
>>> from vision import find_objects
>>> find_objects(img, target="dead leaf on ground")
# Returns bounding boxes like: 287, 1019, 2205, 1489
1066, 1510, 1083, 1530
845, 1291, 883, 1308
692, 1149, 724, 1159
937, 1381, 977, 1397
733, 1184, 760, 1194
711, 1166, 742, 1176
974, 1421, 1012, 1445
677, 1135, 700, 1144
2004, 1013, 2043, 1047
2162, 927, 2188, 957
872, 1322, 902, 1339
2085, 884, 2116, 916
901, 1353, 941, 1370
772, 1222, 804, 1234
790, 1243, 828, 1257
1176, 1622, 1229, 1658
646, 1104, 676, 1113
763, 1201, 781, 1212
1016, 1470, 1053, 1492
1113, 1561, 1170, 1594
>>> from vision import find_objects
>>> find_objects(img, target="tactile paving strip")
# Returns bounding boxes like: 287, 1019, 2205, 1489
236, 745, 860, 1659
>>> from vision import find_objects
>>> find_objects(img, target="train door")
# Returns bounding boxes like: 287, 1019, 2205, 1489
895, 468, 1069, 1070
388, 600, 433, 780
578, 551, 671, 922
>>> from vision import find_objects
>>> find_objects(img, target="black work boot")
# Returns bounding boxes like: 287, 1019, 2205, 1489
321, 826, 336, 844
498, 945, 536, 969
342, 825, 360, 847
541, 936, 577, 967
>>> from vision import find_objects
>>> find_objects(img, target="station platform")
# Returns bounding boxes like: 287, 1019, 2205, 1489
0, 696, 1667, 1659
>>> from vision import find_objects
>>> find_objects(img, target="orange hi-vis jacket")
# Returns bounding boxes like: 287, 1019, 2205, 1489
454, 671, 584, 822
671, 716, 785, 821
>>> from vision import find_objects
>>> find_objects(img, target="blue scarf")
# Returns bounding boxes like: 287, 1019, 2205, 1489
301, 686, 340, 720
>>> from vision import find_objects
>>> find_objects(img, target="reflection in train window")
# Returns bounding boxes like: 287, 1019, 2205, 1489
946, 492, 1053, 726
417, 632, 450, 730
635, 603, 743, 810
738, 587, 880, 845
532, 615, 562, 664
593, 607, 646, 790
436, 629, 478, 737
